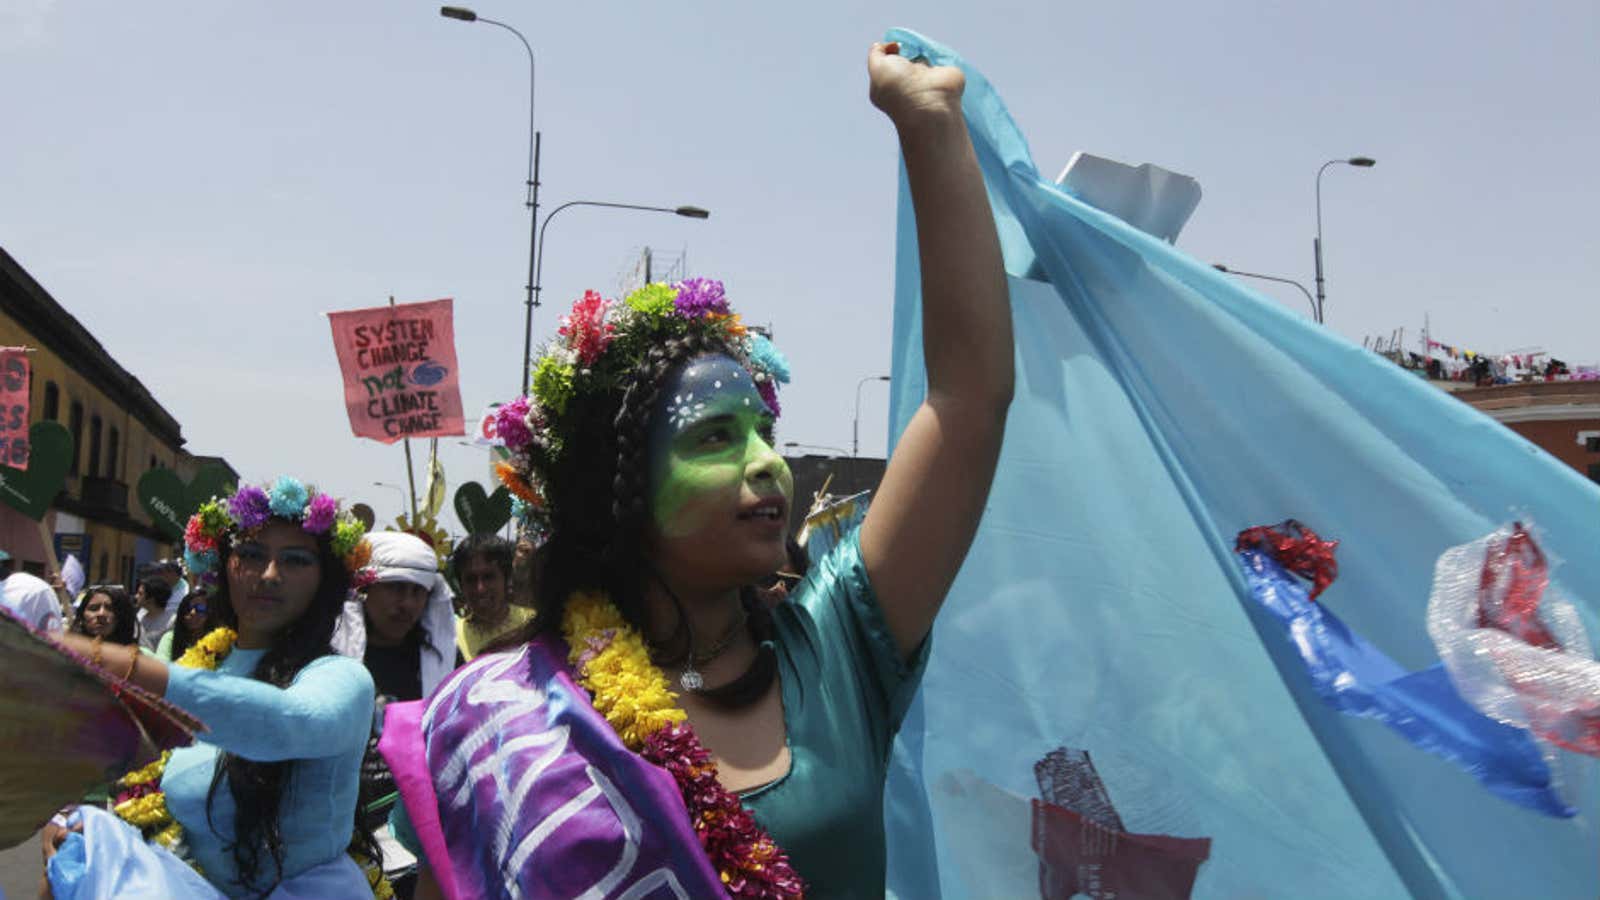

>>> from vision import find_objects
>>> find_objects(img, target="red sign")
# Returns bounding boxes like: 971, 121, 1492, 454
0, 350, 29, 470
327, 299, 466, 444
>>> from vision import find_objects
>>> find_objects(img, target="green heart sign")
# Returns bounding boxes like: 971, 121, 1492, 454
0, 421, 72, 521
137, 464, 238, 540
454, 481, 511, 535
186, 465, 236, 513
137, 469, 187, 539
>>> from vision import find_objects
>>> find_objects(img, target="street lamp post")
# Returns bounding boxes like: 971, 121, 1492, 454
532, 202, 709, 372
784, 441, 851, 457
372, 481, 408, 521
852, 375, 891, 457
1212, 264, 1318, 320
439, 6, 542, 396
1314, 156, 1376, 324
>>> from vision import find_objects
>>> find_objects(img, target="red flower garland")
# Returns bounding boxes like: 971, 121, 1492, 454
642, 723, 805, 898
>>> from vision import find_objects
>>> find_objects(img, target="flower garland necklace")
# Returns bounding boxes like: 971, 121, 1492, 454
110, 626, 394, 899
112, 625, 237, 855
562, 591, 805, 899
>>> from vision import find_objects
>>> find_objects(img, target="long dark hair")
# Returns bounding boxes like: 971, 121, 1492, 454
509, 333, 780, 704
168, 588, 213, 661
203, 521, 380, 895
72, 585, 138, 645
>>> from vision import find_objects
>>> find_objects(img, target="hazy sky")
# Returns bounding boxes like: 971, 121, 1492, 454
3, 0, 1596, 532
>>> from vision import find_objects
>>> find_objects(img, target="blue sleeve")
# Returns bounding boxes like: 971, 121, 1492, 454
794, 526, 931, 733
164, 654, 375, 762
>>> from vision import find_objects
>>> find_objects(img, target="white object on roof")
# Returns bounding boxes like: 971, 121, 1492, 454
1055, 152, 1202, 243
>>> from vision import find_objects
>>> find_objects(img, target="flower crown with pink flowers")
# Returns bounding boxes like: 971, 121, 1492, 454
182, 476, 374, 588
492, 278, 791, 533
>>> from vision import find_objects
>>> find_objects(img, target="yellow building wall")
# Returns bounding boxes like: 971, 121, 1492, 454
1, 310, 181, 582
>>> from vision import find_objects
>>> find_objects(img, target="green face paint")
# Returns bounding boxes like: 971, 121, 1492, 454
647, 355, 793, 538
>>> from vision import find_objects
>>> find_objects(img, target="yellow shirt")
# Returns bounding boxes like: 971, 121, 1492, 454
455, 604, 535, 660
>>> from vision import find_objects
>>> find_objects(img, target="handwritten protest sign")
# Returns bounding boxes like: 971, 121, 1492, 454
327, 298, 466, 444
0, 350, 30, 470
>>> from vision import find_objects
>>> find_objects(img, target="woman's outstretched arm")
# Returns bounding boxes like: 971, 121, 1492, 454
858, 40, 1013, 660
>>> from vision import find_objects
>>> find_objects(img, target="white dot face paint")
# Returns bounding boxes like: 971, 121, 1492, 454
645, 354, 792, 549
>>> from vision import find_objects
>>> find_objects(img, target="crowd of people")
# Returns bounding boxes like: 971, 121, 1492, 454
0, 39, 1007, 899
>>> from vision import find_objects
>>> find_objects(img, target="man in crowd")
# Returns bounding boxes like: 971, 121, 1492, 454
448, 534, 533, 660
134, 574, 175, 651
0, 548, 62, 632
153, 558, 188, 616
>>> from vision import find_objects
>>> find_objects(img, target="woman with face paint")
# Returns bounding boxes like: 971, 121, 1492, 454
379, 39, 1011, 899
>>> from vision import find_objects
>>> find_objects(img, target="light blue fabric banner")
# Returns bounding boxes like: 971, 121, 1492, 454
880, 28, 1599, 900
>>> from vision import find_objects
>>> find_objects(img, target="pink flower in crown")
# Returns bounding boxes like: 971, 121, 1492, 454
559, 291, 616, 366
493, 397, 534, 449
301, 493, 338, 534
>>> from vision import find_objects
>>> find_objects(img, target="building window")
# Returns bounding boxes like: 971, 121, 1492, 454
107, 427, 119, 480
43, 382, 59, 421
68, 402, 83, 475
88, 415, 103, 478
1590, 463, 1600, 485
1587, 436, 1600, 453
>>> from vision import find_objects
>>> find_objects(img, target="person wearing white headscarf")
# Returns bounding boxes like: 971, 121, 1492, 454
336, 531, 460, 702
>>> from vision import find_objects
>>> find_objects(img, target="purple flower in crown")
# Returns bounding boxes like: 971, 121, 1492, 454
493, 396, 534, 450
302, 493, 338, 534
227, 485, 271, 530
756, 378, 781, 417
671, 277, 729, 320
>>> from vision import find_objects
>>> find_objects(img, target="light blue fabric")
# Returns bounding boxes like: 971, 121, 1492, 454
879, 28, 1600, 900
46, 806, 371, 900
160, 648, 375, 898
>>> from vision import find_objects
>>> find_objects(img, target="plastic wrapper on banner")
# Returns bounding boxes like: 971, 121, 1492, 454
1428, 523, 1600, 758
878, 28, 1600, 900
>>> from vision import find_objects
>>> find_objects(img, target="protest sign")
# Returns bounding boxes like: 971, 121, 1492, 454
327, 298, 466, 444
0, 349, 30, 470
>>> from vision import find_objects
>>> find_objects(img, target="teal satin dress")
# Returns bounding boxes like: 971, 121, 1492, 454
742, 527, 930, 898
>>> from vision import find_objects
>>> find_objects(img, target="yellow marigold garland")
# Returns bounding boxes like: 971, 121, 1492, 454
561, 592, 805, 897
109, 626, 392, 897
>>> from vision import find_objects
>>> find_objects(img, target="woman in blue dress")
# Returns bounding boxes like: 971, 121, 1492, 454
43, 478, 382, 899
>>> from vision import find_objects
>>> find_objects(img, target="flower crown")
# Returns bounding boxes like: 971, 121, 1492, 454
182, 476, 375, 588
493, 278, 790, 533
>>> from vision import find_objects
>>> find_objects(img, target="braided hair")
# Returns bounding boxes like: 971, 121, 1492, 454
514, 331, 781, 699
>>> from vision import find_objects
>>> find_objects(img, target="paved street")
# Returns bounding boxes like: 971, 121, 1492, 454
0, 830, 44, 900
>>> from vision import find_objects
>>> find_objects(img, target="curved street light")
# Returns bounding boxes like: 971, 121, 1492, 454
529, 201, 710, 386
1212, 264, 1318, 320
372, 481, 408, 520
439, 6, 542, 396
1314, 156, 1376, 324
853, 375, 891, 457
